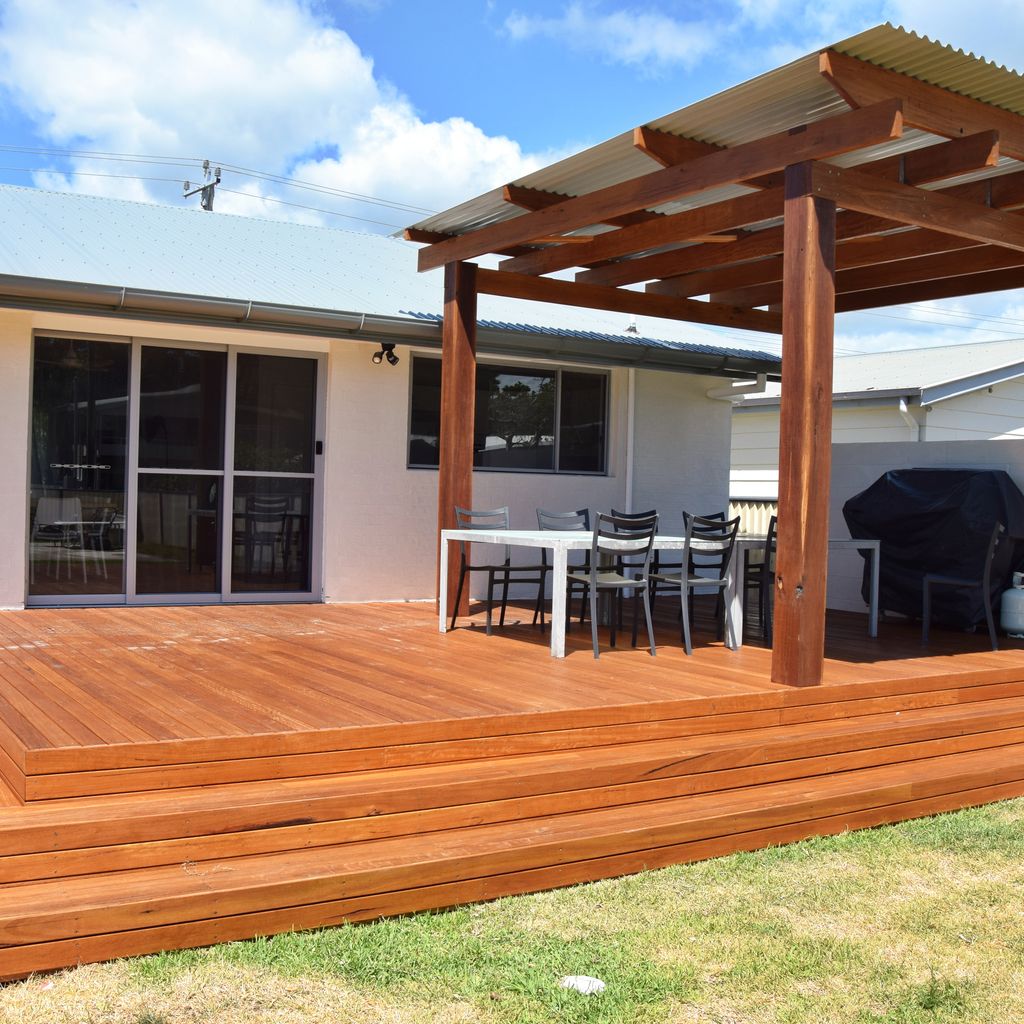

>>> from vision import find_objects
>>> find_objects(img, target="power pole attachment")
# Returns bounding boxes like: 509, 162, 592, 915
183, 160, 222, 210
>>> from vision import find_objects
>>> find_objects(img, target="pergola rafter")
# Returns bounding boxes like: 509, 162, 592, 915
409, 27, 1024, 686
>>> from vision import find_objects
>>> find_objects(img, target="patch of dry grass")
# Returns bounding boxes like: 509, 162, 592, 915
2, 799, 1023, 1024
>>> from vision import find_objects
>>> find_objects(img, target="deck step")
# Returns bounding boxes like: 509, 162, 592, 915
1, 695, 1023, 888
19, 675, 1024, 800
2, 741, 1024, 980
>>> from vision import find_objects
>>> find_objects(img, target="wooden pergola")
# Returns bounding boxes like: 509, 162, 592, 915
405, 31, 1024, 687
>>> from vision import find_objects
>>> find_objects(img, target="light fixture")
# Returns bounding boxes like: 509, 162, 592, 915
372, 342, 399, 366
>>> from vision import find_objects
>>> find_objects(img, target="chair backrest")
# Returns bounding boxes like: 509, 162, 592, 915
764, 514, 778, 566
537, 508, 590, 532
246, 494, 289, 534
34, 495, 82, 529
982, 521, 1005, 594
592, 511, 658, 576
610, 507, 657, 522
454, 506, 510, 560
684, 513, 741, 579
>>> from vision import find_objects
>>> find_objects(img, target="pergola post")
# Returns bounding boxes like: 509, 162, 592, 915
436, 260, 477, 617
771, 161, 837, 686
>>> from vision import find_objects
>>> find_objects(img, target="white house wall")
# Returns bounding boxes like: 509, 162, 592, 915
0, 310, 736, 607
730, 405, 915, 499
924, 379, 1024, 440
632, 369, 734, 536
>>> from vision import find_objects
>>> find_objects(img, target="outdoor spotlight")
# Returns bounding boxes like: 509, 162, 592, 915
372, 342, 399, 366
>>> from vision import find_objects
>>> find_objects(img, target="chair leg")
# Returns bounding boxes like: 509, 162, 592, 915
589, 585, 600, 659
485, 571, 496, 636
984, 589, 999, 652
450, 566, 468, 631
631, 587, 640, 648
609, 591, 617, 649
498, 573, 510, 627
680, 584, 693, 656
762, 574, 773, 645
642, 585, 657, 657
921, 580, 931, 645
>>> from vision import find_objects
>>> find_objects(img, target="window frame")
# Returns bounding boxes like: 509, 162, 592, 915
406, 354, 610, 476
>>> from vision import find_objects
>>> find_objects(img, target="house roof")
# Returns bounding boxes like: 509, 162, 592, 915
737, 338, 1024, 408
0, 183, 780, 378
410, 23, 1023, 240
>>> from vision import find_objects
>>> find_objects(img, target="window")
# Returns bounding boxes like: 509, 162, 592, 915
408, 357, 608, 474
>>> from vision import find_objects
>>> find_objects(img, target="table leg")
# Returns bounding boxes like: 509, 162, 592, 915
438, 536, 449, 635
550, 545, 568, 658
868, 543, 880, 638
725, 547, 744, 650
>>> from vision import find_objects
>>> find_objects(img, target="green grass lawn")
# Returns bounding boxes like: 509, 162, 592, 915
4, 799, 1024, 1024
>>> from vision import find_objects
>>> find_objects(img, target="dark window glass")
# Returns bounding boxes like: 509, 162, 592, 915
475, 364, 555, 470
408, 357, 442, 467
231, 477, 312, 593
559, 372, 607, 473
408, 358, 607, 474
29, 337, 130, 597
136, 474, 220, 594
234, 354, 317, 473
139, 347, 226, 470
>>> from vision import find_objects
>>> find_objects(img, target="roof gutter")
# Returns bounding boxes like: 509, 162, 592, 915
0, 273, 781, 379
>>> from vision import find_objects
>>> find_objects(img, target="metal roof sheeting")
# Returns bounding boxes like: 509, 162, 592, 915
410, 23, 1024, 238
0, 183, 779, 373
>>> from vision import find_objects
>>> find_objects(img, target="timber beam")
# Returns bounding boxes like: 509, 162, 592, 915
475, 267, 782, 334
835, 266, 1024, 312
585, 131, 1000, 289
821, 49, 1024, 162
415, 99, 904, 272
810, 162, 1024, 252
638, 166, 1024, 294
718, 241, 1024, 307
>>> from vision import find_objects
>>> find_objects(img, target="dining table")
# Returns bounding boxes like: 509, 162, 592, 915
439, 528, 880, 659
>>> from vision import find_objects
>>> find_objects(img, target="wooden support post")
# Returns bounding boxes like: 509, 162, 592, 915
437, 261, 477, 617
771, 162, 836, 687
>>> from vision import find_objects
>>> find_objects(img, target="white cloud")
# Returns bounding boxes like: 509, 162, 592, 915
504, 3, 718, 72
0, 0, 551, 228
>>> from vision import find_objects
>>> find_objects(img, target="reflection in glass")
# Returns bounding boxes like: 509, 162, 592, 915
475, 364, 556, 470
231, 477, 312, 592
235, 354, 317, 473
136, 475, 220, 594
139, 346, 225, 470
559, 372, 607, 473
29, 337, 129, 596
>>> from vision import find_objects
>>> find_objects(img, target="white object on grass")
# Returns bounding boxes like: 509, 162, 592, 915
559, 975, 606, 995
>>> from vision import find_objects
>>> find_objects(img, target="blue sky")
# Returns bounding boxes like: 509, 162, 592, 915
0, 0, 1021, 355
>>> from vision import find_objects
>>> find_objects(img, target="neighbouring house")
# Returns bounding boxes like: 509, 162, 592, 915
0, 183, 779, 611
731, 339, 1024, 500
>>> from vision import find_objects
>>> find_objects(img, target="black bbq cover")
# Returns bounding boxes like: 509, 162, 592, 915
842, 468, 1024, 628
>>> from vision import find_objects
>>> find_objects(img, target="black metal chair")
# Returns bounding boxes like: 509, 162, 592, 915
650, 510, 727, 630
609, 507, 658, 632
449, 506, 546, 635
650, 514, 740, 655
533, 508, 591, 632
569, 511, 658, 659
922, 521, 1004, 651
742, 514, 777, 643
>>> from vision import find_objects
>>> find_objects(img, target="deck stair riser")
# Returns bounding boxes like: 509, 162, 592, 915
2, 742, 1024, 960
2, 698, 1024, 877
18, 676, 1024, 800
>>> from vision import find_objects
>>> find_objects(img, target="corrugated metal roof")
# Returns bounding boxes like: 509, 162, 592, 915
410, 23, 1024, 238
741, 338, 1024, 403
0, 183, 778, 364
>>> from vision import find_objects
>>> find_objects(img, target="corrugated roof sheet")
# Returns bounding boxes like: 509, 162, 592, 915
0, 183, 778, 363
410, 23, 1024, 238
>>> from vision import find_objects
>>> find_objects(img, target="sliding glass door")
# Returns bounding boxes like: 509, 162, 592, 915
28, 336, 323, 605
28, 337, 130, 601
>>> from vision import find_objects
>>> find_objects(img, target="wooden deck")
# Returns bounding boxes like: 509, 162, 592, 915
2, 600, 1024, 979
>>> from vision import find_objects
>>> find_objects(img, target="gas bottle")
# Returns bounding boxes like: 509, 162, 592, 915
1000, 571, 1024, 638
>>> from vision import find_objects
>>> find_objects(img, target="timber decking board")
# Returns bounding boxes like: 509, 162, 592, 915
0, 602, 1022, 787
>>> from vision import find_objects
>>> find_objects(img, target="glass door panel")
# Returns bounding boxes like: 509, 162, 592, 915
234, 353, 316, 472
29, 337, 129, 598
136, 474, 221, 594
230, 477, 312, 593
231, 353, 318, 594
139, 346, 226, 469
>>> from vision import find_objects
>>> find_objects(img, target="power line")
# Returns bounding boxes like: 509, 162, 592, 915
216, 187, 407, 229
